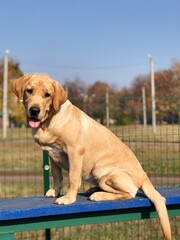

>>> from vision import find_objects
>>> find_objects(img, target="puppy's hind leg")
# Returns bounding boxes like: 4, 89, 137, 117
89, 172, 137, 202
86, 186, 102, 196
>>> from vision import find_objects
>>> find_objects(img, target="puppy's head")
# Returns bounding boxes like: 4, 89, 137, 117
12, 74, 67, 128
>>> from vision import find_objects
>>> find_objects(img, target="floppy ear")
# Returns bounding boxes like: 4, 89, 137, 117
52, 81, 67, 111
12, 74, 31, 101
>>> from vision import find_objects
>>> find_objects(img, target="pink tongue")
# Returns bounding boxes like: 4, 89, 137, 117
28, 120, 40, 128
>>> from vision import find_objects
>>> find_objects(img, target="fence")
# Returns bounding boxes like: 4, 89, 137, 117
0, 94, 180, 239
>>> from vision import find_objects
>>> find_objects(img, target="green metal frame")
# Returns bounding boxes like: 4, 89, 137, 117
43, 151, 50, 195
0, 204, 179, 239
43, 151, 51, 240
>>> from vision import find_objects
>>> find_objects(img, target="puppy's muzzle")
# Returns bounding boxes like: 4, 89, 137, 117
28, 106, 41, 128
29, 106, 40, 118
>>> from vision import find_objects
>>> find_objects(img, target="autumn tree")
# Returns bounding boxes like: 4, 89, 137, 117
87, 81, 115, 123
64, 76, 87, 99
130, 60, 180, 124
0, 59, 23, 84
0, 58, 24, 126
63, 76, 88, 112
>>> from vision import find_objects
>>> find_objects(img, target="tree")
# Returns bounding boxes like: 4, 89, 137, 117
0, 59, 23, 85
172, 59, 180, 82
130, 60, 180, 124
0, 58, 24, 126
64, 76, 87, 99
63, 76, 88, 112
87, 81, 114, 123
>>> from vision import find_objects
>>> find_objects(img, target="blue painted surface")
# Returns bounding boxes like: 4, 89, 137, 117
0, 187, 179, 221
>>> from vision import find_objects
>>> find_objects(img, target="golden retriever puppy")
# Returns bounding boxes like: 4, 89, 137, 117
13, 74, 171, 240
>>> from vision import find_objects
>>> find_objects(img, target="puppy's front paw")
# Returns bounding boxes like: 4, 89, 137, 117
55, 195, 76, 205
45, 188, 56, 197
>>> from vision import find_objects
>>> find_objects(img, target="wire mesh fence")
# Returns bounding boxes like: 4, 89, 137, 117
0, 94, 180, 239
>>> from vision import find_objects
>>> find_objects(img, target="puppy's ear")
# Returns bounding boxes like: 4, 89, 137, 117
52, 81, 67, 111
12, 75, 31, 101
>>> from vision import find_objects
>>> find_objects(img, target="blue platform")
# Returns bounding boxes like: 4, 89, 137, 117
0, 187, 180, 221
0, 187, 180, 240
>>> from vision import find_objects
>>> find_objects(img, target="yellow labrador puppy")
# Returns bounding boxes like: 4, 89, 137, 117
13, 74, 171, 240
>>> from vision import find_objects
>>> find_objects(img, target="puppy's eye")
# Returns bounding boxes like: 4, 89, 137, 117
26, 89, 33, 94
45, 92, 51, 98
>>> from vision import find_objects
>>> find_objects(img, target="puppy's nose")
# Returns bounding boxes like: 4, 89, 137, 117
29, 106, 40, 117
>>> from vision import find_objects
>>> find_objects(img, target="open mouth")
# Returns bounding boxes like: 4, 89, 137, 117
28, 117, 41, 128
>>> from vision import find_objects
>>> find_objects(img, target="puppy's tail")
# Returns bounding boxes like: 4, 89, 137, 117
141, 177, 171, 240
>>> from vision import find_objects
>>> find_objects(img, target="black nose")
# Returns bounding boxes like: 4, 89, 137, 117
29, 106, 40, 117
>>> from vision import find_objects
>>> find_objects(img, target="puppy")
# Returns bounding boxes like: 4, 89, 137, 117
13, 74, 171, 240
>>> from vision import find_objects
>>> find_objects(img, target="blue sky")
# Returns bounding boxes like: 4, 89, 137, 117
0, 0, 179, 89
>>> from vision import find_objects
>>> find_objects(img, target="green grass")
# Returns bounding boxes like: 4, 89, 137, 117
0, 127, 42, 172
0, 181, 44, 198
111, 124, 180, 142
0, 125, 180, 176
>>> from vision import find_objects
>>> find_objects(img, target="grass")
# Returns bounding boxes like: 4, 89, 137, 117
0, 125, 179, 182
0, 181, 44, 198
0, 127, 42, 172
111, 124, 180, 142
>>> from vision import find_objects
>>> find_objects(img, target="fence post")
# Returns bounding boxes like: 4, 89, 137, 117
147, 54, 156, 134
142, 86, 147, 126
106, 88, 110, 128
43, 151, 51, 240
2, 50, 9, 139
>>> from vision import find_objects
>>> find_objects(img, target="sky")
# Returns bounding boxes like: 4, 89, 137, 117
0, 0, 180, 89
